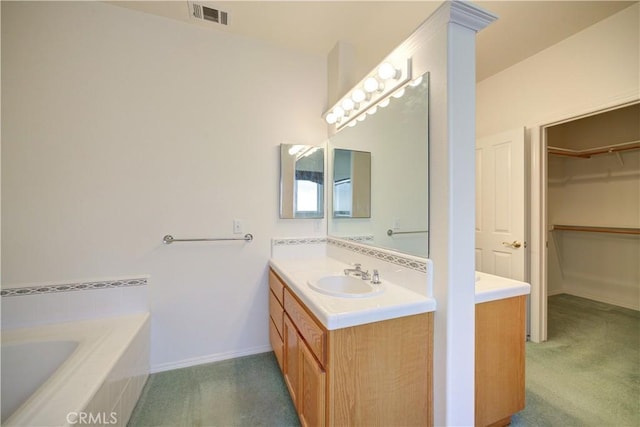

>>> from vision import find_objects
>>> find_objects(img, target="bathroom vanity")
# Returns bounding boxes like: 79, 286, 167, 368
475, 272, 530, 427
268, 265, 434, 426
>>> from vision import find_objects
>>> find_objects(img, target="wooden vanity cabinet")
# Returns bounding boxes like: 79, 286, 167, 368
297, 329, 326, 427
269, 268, 433, 427
268, 270, 285, 370
283, 284, 327, 427
475, 295, 526, 427
282, 314, 301, 405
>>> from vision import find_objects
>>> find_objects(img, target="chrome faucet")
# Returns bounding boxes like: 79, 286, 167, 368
344, 263, 369, 279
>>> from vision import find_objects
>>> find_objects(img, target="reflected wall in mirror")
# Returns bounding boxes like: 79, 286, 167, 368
328, 72, 429, 257
333, 149, 371, 218
280, 144, 324, 219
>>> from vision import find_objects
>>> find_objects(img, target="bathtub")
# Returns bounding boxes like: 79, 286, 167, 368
1, 313, 149, 427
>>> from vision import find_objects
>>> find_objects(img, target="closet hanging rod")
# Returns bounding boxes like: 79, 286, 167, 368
162, 234, 254, 244
548, 140, 640, 158
551, 225, 639, 235
387, 229, 428, 236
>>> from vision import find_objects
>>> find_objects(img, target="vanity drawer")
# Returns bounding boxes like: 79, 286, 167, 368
284, 288, 326, 366
269, 269, 285, 305
269, 318, 284, 371
269, 290, 284, 337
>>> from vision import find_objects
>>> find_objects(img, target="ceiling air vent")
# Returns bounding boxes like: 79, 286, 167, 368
189, 2, 228, 25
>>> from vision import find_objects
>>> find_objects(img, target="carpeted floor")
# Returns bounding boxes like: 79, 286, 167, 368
511, 294, 640, 427
128, 294, 639, 426
127, 352, 299, 426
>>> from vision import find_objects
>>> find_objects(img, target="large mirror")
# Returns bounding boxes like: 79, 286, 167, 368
280, 144, 325, 219
328, 72, 429, 257
333, 149, 371, 218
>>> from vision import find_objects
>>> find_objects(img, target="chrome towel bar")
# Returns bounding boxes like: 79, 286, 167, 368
163, 234, 253, 244
387, 229, 428, 236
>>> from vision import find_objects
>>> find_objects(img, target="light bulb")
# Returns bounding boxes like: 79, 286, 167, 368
341, 98, 355, 111
378, 98, 390, 108
364, 77, 381, 93
367, 106, 378, 116
378, 62, 398, 80
410, 75, 423, 87
392, 87, 405, 99
333, 106, 345, 118
356, 114, 367, 122
288, 145, 304, 155
325, 112, 337, 124
352, 89, 366, 103
348, 121, 357, 128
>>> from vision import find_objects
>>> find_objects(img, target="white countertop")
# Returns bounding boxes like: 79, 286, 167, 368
269, 257, 436, 330
475, 271, 531, 304
270, 257, 531, 329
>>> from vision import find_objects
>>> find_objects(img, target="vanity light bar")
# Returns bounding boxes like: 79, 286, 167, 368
324, 58, 413, 130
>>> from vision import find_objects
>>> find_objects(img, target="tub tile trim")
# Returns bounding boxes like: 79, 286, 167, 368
1, 278, 147, 298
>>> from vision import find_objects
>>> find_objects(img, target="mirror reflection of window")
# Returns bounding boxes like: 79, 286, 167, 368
333, 179, 352, 216
296, 180, 319, 213
279, 144, 325, 219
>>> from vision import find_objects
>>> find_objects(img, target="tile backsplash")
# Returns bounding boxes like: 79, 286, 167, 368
271, 237, 432, 297
271, 237, 327, 259
326, 238, 428, 273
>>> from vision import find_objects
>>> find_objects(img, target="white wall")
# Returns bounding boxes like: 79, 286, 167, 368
1, 1, 327, 370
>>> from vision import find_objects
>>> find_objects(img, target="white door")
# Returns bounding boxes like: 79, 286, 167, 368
476, 128, 526, 281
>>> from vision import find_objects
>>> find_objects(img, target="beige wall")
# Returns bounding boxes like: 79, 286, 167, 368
546, 104, 640, 151
547, 151, 640, 309
477, 3, 639, 138
477, 3, 640, 310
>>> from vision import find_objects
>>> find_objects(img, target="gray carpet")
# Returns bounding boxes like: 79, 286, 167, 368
512, 294, 640, 427
129, 294, 639, 426
128, 352, 300, 426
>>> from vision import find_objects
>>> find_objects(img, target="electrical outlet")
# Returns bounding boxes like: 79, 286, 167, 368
233, 219, 243, 234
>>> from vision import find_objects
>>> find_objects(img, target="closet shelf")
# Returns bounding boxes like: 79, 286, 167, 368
552, 224, 640, 235
548, 140, 640, 158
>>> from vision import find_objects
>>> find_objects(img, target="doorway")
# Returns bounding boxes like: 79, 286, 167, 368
542, 102, 640, 335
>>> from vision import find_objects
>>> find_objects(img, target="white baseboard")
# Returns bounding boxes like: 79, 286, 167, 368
150, 345, 273, 374
552, 290, 640, 311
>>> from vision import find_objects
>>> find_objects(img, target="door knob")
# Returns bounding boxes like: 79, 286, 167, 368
502, 240, 522, 249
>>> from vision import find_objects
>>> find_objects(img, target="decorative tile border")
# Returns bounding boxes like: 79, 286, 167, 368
272, 237, 327, 246
1, 277, 147, 298
328, 237, 428, 273
344, 235, 374, 243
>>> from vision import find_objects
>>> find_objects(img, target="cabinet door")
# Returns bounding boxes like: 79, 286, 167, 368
475, 296, 526, 427
299, 343, 326, 427
283, 314, 301, 407
269, 319, 284, 371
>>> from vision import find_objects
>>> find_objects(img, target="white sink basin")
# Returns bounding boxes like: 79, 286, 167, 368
308, 275, 384, 298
